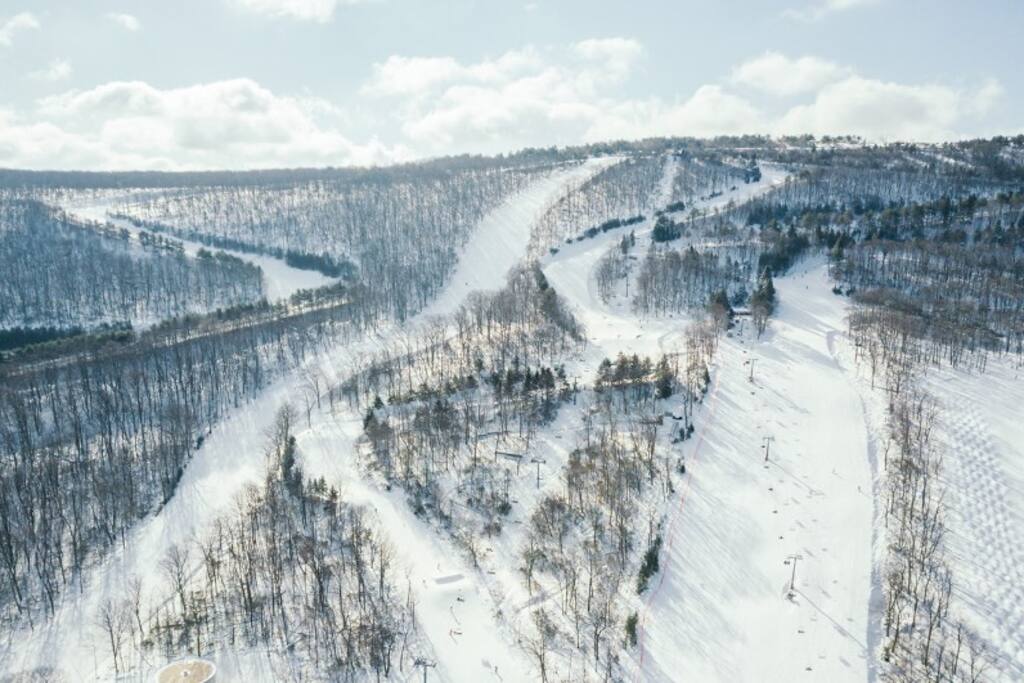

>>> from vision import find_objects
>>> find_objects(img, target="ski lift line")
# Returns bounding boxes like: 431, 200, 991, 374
634, 356, 724, 678
494, 451, 524, 460
496, 449, 526, 474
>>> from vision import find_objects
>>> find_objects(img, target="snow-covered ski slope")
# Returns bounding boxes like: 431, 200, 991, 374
540, 164, 878, 683
538, 163, 873, 683
923, 361, 1024, 680
634, 261, 876, 682
1, 157, 619, 682
18, 152, 1023, 682
421, 157, 620, 318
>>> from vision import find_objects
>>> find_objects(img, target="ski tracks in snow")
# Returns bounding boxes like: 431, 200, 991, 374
933, 381, 1024, 680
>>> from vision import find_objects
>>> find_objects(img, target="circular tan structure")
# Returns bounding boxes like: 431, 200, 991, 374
155, 658, 216, 683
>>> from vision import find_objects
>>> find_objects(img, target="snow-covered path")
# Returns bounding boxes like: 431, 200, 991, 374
300, 409, 527, 683
635, 262, 876, 682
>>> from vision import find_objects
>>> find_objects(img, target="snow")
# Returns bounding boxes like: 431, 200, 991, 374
921, 359, 1024, 680
421, 157, 621, 318
634, 261, 876, 682
2, 156, 621, 682
542, 163, 789, 378
536, 161, 873, 682
837, 302, 1024, 681
64, 201, 334, 303
298, 409, 527, 683
17, 151, 1020, 682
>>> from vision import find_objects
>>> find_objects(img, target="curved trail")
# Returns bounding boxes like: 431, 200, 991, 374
542, 165, 789, 380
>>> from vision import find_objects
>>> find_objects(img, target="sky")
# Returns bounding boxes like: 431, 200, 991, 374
0, 0, 1021, 170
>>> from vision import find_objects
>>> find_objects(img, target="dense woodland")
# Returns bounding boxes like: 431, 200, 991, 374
0, 199, 263, 330
0, 285, 361, 628
533, 155, 665, 253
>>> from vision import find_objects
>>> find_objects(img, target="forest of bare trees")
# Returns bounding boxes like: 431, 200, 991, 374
0, 285, 363, 627
93, 405, 419, 681
105, 162, 558, 321
532, 155, 665, 254
849, 301, 991, 682
0, 199, 263, 330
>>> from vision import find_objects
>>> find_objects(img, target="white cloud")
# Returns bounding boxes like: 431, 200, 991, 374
364, 39, 653, 153
363, 56, 471, 97
227, 0, 367, 22
572, 37, 644, 86
2, 78, 400, 170
0, 40, 1005, 170
585, 86, 766, 142
726, 51, 1004, 141
362, 49, 545, 97
0, 11, 39, 46
731, 52, 849, 96
107, 13, 141, 31
366, 38, 753, 152
366, 42, 1004, 155
776, 76, 1002, 141
29, 59, 73, 83
967, 78, 1004, 117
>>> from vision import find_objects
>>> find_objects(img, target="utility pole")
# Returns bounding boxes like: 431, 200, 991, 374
784, 554, 803, 598
762, 436, 774, 462
749, 358, 757, 382
414, 657, 436, 683
530, 456, 547, 489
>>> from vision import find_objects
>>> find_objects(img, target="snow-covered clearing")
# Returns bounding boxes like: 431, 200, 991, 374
2, 158, 618, 682
65, 202, 334, 303
634, 262, 876, 682
923, 360, 1024, 680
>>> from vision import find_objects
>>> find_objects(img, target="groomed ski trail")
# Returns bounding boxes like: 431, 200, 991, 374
635, 262, 875, 682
